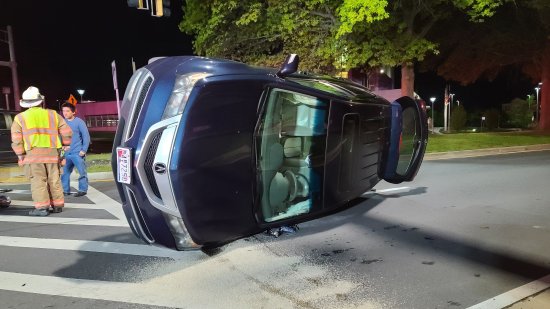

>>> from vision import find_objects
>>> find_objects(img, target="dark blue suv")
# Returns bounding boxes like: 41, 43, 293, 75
112, 55, 428, 250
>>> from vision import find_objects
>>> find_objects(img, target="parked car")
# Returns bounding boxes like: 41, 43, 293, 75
0, 110, 18, 164
112, 55, 428, 251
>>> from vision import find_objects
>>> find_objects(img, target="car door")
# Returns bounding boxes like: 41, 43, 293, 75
382, 96, 428, 184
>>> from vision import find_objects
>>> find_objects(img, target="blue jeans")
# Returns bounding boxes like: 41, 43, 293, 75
61, 153, 88, 193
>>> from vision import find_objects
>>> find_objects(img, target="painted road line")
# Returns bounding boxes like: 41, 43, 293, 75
1, 189, 30, 194
467, 274, 550, 309
362, 187, 410, 196
9, 200, 116, 211
0, 236, 185, 259
0, 215, 129, 227
0, 246, 315, 308
84, 183, 126, 220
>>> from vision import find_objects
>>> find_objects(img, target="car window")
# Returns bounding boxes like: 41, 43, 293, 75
396, 107, 418, 174
256, 88, 328, 222
289, 78, 354, 98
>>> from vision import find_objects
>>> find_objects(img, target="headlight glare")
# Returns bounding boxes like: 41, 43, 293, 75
162, 72, 210, 119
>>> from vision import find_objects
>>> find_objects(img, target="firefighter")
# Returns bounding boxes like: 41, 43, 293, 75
11, 86, 72, 216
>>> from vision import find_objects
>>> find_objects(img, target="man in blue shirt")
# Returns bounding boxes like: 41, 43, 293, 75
61, 102, 90, 197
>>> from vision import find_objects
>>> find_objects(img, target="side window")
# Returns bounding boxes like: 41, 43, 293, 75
256, 89, 328, 222
396, 107, 418, 174
0, 114, 7, 130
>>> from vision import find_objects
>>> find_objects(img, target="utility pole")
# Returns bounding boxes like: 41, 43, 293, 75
0, 26, 21, 111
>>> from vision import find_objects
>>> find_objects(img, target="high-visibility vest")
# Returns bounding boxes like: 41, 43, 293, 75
15, 107, 62, 151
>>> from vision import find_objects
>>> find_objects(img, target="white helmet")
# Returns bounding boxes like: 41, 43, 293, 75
20, 86, 44, 108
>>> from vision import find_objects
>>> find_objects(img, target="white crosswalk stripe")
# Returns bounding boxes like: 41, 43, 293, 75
0, 236, 185, 259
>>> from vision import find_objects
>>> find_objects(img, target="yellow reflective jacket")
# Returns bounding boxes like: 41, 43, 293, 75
11, 107, 72, 163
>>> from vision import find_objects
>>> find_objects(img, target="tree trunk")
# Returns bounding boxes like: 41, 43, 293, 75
540, 45, 550, 131
401, 63, 415, 98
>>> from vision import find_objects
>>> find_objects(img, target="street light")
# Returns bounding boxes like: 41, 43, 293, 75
77, 89, 85, 103
449, 93, 455, 131
430, 97, 436, 133
535, 86, 540, 123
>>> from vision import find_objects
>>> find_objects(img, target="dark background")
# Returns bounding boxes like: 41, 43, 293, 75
0, 1, 537, 111
0, 0, 192, 108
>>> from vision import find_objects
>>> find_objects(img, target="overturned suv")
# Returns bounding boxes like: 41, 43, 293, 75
112, 55, 428, 251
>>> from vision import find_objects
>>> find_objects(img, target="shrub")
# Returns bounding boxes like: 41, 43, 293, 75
451, 105, 467, 131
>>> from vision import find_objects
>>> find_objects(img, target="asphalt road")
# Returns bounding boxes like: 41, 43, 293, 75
0, 150, 549, 308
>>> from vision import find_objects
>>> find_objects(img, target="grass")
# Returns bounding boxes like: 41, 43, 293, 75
427, 131, 550, 153
86, 153, 112, 173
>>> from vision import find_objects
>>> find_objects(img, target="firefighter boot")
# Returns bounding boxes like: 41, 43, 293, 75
29, 208, 50, 216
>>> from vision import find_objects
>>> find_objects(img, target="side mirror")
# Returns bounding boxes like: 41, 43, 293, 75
276, 54, 300, 78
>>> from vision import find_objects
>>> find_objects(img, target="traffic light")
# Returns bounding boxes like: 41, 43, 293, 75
150, 0, 170, 17
127, 0, 148, 9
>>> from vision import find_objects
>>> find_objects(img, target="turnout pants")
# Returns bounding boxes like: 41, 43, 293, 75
26, 163, 64, 209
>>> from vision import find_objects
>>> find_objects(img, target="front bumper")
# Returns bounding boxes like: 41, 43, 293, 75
114, 68, 199, 250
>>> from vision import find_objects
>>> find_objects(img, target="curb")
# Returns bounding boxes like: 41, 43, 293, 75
424, 144, 550, 161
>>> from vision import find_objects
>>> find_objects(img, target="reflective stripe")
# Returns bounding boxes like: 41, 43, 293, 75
50, 199, 64, 206
23, 156, 59, 164
26, 148, 58, 155
21, 128, 59, 135
34, 201, 51, 208
19, 109, 63, 150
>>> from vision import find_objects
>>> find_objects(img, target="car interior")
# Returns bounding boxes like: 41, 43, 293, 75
257, 89, 328, 222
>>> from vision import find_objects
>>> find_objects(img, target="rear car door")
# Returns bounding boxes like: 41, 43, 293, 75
382, 96, 428, 183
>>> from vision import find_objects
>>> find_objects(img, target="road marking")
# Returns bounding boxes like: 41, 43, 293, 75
467, 274, 550, 309
2, 182, 126, 220
84, 182, 126, 220
0, 215, 129, 227
1, 189, 30, 194
9, 200, 114, 210
0, 236, 185, 259
362, 187, 410, 196
0, 246, 333, 308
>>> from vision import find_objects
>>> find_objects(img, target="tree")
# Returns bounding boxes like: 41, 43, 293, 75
502, 98, 532, 128
483, 108, 501, 130
179, 0, 342, 72
336, 0, 505, 98
180, 0, 504, 97
450, 105, 467, 131
429, 1, 550, 130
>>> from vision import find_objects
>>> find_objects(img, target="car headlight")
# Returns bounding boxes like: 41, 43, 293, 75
162, 72, 211, 119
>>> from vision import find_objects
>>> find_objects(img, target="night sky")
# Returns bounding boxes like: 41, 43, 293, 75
0, 0, 192, 109
0, 1, 538, 112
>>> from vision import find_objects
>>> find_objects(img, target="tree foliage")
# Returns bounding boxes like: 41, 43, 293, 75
180, 0, 504, 74
503, 98, 532, 128
424, 0, 550, 129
